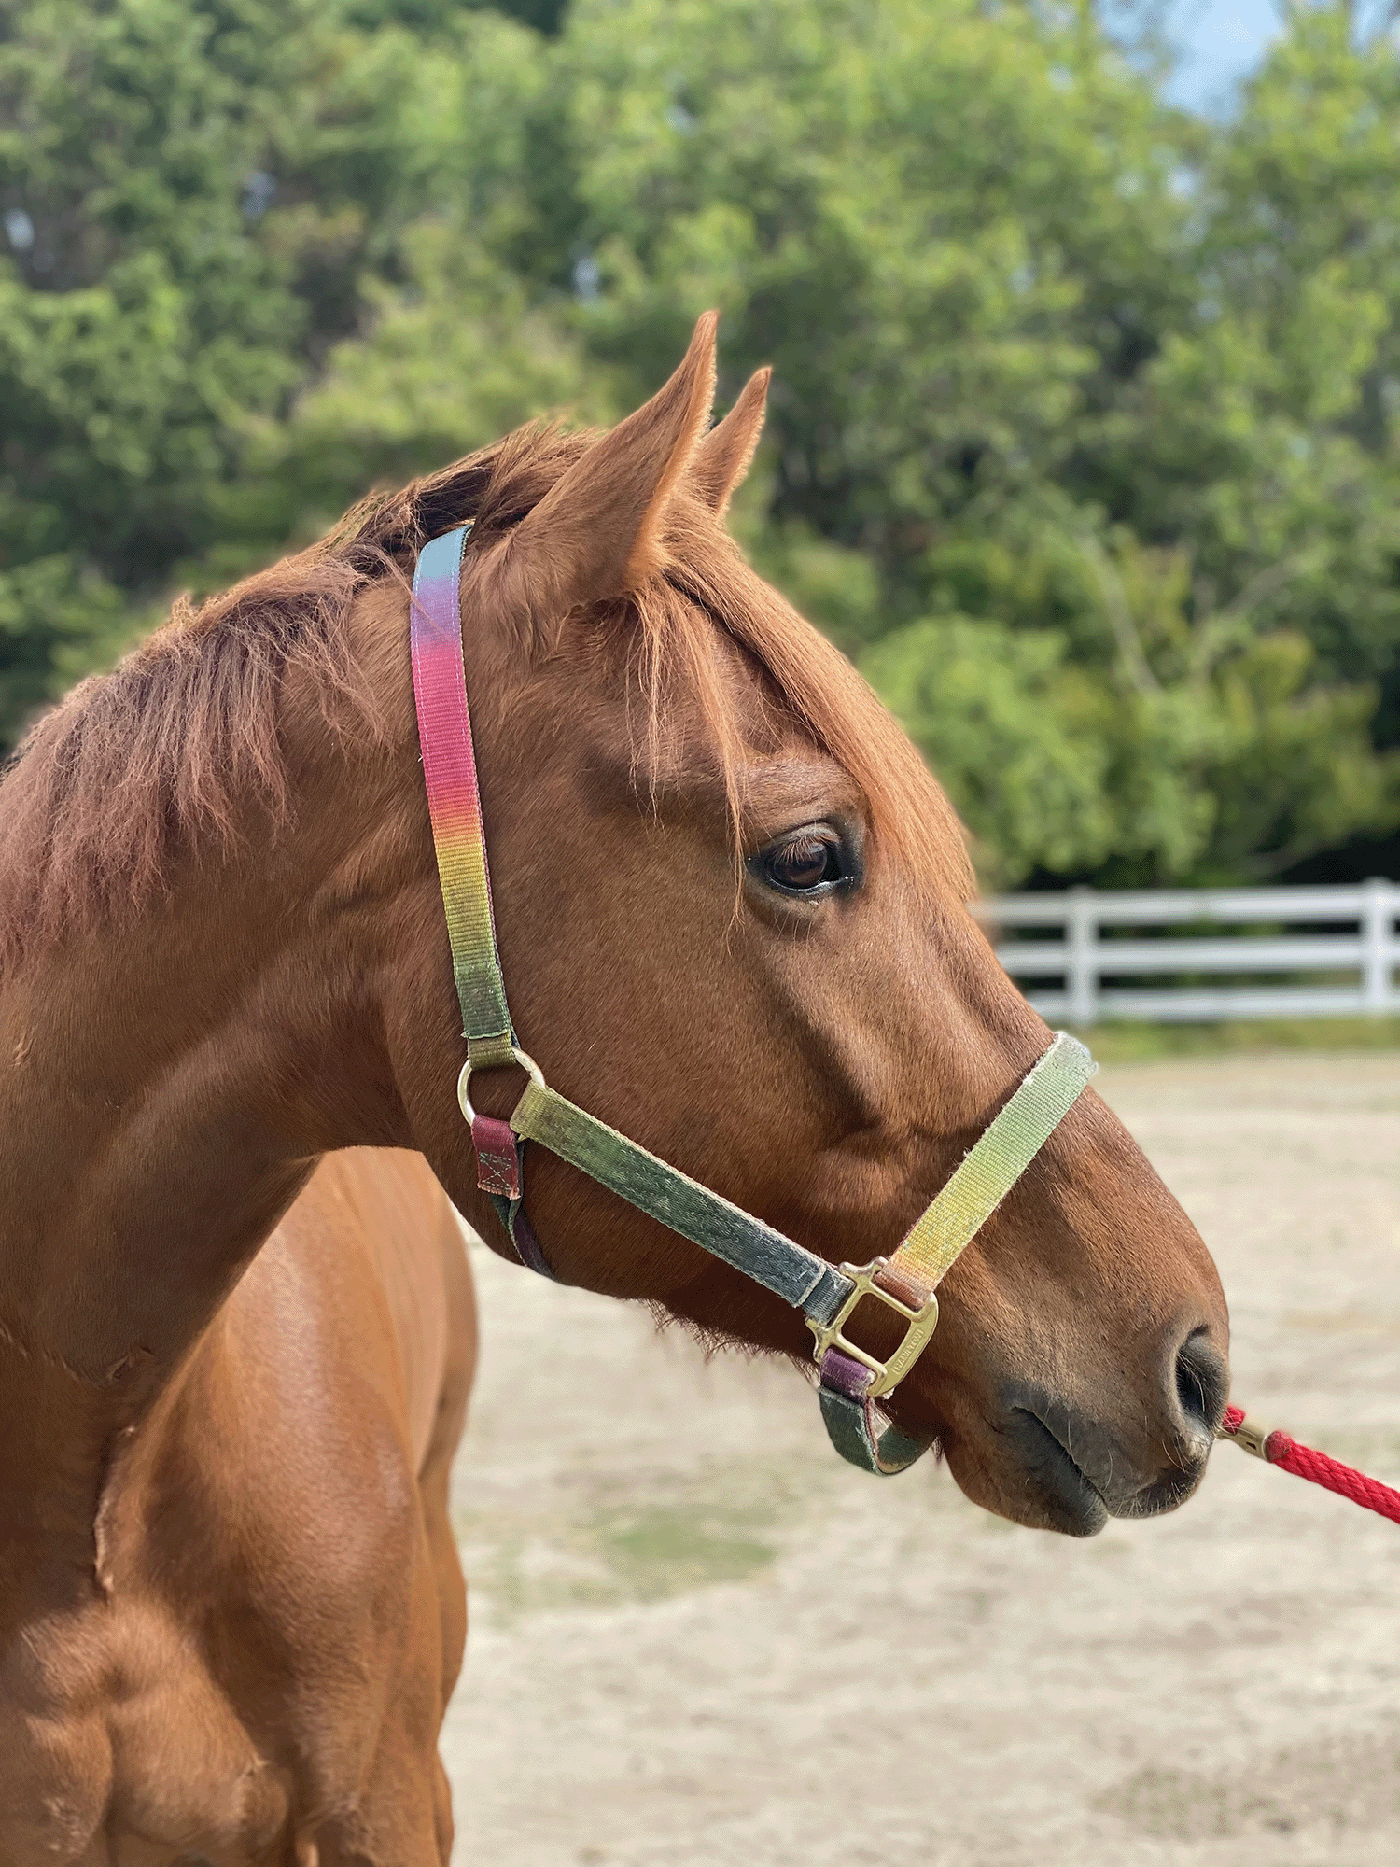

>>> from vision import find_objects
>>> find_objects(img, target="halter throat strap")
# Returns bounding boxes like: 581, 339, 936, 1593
410, 526, 1097, 1475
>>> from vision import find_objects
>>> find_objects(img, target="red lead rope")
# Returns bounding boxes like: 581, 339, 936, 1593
1218, 1405, 1400, 1525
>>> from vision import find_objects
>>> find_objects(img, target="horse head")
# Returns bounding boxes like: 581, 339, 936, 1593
375, 313, 1229, 1536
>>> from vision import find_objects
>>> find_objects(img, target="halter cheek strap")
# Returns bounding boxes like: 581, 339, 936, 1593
410, 526, 1097, 1475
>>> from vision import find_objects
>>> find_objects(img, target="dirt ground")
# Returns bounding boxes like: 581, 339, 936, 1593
441, 1051, 1400, 1867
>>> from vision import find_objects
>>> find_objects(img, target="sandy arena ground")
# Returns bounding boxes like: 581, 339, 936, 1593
442, 1051, 1400, 1866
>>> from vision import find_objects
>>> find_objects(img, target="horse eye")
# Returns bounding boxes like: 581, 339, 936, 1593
763, 833, 843, 894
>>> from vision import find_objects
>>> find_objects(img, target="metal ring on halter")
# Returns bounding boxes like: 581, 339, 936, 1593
457, 1046, 546, 1126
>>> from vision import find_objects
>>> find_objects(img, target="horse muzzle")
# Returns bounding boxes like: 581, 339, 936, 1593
997, 1328, 1230, 1535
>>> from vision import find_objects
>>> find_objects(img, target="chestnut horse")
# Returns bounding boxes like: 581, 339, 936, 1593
0, 314, 1229, 1862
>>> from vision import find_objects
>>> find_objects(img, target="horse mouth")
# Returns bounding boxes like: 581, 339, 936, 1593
1003, 1406, 1111, 1537
1001, 1393, 1210, 1534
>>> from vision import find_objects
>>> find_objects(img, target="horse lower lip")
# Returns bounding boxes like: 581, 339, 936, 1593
1007, 1408, 1110, 1536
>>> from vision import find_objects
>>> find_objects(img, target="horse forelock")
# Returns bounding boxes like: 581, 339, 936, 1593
0, 419, 971, 973
0, 429, 576, 971
624, 497, 976, 909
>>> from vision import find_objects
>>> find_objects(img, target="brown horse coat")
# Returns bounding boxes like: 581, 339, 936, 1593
0, 313, 1228, 1860
0, 1151, 473, 1864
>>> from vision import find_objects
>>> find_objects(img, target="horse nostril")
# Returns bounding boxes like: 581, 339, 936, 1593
1174, 1329, 1229, 1439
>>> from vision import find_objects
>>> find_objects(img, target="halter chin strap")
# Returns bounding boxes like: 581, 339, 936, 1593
411, 527, 1097, 1475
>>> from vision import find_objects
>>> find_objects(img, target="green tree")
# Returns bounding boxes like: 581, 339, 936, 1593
0, 0, 511, 741
490, 0, 1400, 882
3, 0, 1397, 892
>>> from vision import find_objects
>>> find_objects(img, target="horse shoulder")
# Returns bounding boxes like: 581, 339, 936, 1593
66, 1151, 472, 1854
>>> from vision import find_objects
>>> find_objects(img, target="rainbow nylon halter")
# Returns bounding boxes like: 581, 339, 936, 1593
411, 526, 1097, 1475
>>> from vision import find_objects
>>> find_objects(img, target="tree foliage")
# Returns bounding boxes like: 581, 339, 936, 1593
3, 0, 1397, 887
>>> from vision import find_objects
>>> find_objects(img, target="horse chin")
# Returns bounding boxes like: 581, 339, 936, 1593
996, 1409, 1113, 1536
940, 1387, 1213, 1538
943, 1417, 1111, 1539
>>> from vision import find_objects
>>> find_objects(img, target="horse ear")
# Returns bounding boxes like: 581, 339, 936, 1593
691, 368, 770, 515
500, 312, 719, 615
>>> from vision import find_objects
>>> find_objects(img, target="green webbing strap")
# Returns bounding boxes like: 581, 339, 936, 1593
818, 1391, 932, 1475
510, 1079, 851, 1319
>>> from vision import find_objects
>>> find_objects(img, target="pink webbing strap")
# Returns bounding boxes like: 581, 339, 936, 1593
410, 526, 520, 1201
1219, 1404, 1400, 1525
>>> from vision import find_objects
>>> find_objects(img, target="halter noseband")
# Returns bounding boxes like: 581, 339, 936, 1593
410, 526, 1096, 1475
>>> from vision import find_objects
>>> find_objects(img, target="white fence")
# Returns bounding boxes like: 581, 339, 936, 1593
976, 879, 1400, 1025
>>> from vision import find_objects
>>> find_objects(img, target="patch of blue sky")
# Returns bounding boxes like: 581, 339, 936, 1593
1104, 1, 1397, 119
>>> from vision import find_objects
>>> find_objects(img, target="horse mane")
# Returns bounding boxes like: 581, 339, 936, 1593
0, 422, 970, 973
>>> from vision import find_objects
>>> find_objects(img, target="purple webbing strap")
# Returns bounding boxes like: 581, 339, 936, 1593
507, 1204, 553, 1280
819, 1348, 875, 1400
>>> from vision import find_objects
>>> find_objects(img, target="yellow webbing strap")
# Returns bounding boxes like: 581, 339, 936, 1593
891, 1032, 1097, 1291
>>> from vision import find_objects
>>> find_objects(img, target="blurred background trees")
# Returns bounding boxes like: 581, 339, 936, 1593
3, 0, 1397, 888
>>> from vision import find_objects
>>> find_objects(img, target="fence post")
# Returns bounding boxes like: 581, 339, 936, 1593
1361, 876, 1394, 1013
1066, 886, 1098, 1027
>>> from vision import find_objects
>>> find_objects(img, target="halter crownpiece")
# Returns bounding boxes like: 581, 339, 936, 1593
411, 526, 1097, 1475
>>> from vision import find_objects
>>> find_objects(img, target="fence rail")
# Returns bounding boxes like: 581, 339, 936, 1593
976, 879, 1400, 1025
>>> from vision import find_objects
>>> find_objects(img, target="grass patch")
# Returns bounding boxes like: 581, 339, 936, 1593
597, 1505, 775, 1601
1080, 1016, 1400, 1063
456, 1467, 797, 1620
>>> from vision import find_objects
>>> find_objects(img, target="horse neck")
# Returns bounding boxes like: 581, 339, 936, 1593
0, 654, 418, 1447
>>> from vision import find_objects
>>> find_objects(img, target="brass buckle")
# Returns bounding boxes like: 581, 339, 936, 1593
806, 1257, 939, 1400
